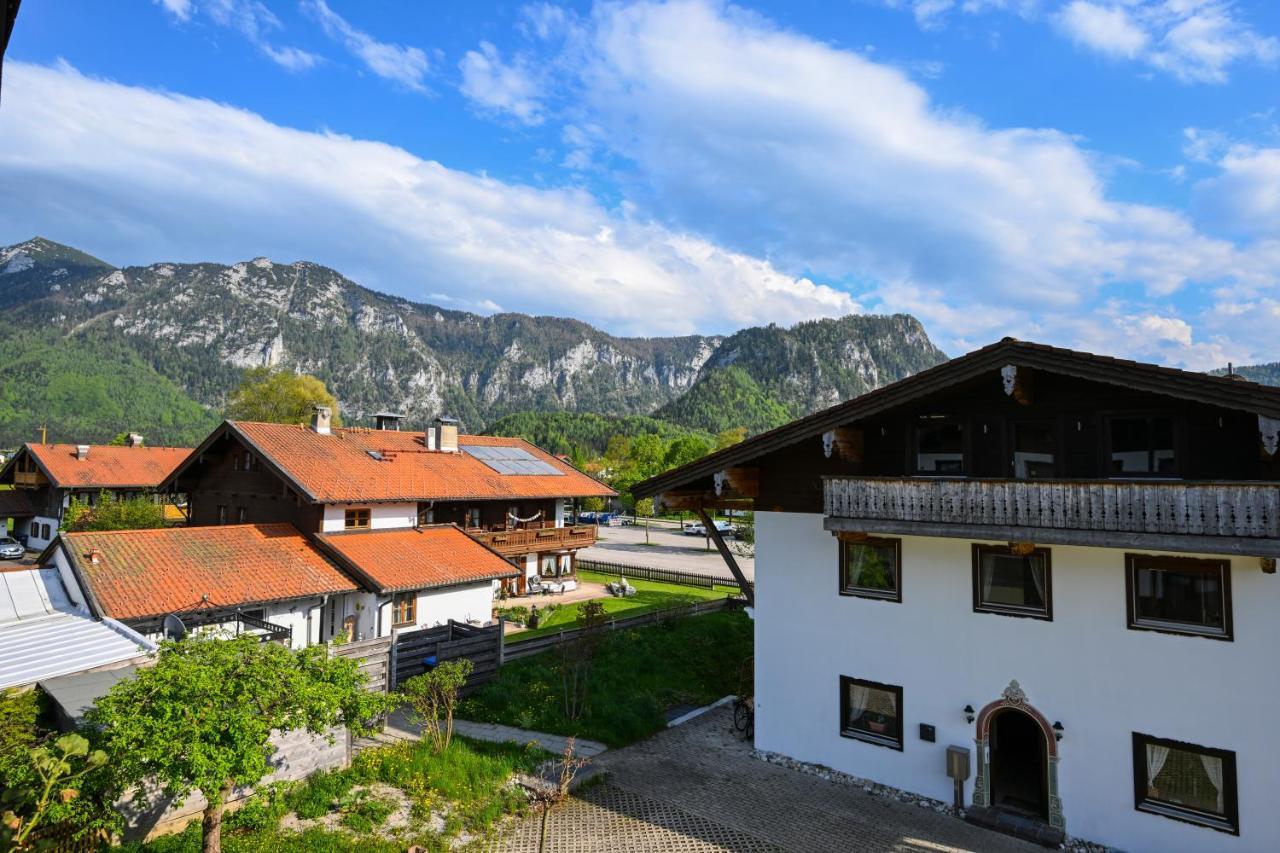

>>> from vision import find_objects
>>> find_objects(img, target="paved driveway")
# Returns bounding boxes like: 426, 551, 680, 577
489, 707, 1038, 852
580, 525, 755, 581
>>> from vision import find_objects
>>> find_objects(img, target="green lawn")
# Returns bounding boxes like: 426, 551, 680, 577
503, 570, 740, 642
460, 609, 753, 747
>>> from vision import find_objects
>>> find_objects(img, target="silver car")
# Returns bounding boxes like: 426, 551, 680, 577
0, 536, 24, 560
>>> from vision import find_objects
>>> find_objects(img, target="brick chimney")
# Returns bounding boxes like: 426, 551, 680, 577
88, 548, 102, 565
125, 433, 144, 447
75, 445, 90, 460
434, 416, 459, 453
311, 405, 332, 435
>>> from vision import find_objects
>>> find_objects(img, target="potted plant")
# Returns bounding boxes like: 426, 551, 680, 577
865, 712, 890, 734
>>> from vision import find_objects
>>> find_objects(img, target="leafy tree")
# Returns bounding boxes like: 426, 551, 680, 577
2, 733, 106, 851
664, 435, 714, 470
224, 368, 342, 427
400, 659, 474, 753
715, 427, 748, 450
87, 635, 395, 853
61, 491, 166, 532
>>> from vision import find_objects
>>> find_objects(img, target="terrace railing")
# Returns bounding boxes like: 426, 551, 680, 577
824, 477, 1280, 555
468, 524, 598, 557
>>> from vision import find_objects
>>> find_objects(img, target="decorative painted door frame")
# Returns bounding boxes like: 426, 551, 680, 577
971, 679, 1065, 831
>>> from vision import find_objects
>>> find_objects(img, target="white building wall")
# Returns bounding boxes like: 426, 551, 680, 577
22, 516, 59, 551
368, 582, 494, 637
754, 511, 1280, 853
320, 503, 417, 532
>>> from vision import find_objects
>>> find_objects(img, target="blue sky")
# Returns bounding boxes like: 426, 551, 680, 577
3, 1, 1279, 368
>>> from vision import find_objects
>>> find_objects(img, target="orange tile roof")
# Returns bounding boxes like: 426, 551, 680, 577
315, 525, 518, 593
230, 422, 615, 503
61, 524, 357, 620
25, 443, 191, 489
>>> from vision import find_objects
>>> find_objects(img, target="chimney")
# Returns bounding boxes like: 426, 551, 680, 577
374, 412, 404, 431
311, 405, 332, 435
125, 433, 144, 447
88, 548, 102, 565
434, 416, 459, 453
76, 445, 90, 460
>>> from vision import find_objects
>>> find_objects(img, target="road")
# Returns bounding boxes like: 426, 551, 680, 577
579, 522, 755, 582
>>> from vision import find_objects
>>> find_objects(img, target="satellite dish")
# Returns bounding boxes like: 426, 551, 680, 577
162, 613, 187, 641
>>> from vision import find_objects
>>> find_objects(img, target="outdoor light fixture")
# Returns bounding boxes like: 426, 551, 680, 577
964, 704, 975, 724
1053, 721, 1064, 742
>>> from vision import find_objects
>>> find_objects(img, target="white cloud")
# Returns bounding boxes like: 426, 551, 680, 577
1056, 2, 1149, 58
554, 0, 1278, 364
154, 0, 194, 22
0, 61, 856, 338
302, 0, 430, 92
895, 1, 1278, 83
459, 42, 545, 125
1193, 145, 1280, 237
153, 0, 322, 72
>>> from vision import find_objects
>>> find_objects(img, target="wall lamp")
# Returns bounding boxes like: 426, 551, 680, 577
963, 704, 975, 724
1052, 721, 1065, 742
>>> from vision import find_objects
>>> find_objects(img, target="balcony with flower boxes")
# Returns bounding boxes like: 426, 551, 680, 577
467, 523, 598, 558
823, 476, 1280, 558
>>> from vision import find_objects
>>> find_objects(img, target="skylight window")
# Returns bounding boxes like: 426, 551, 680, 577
460, 444, 564, 476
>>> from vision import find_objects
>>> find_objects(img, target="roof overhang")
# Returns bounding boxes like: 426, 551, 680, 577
633, 338, 1280, 500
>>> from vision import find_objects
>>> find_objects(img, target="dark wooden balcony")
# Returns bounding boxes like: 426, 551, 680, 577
824, 477, 1280, 557
468, 524, 598, 558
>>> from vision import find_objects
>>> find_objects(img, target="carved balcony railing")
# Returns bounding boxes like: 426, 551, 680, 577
468, 524, 598, 558
824, 477, 1280, 556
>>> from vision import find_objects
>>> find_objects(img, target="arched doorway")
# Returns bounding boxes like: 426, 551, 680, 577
972, 680, 1065, 832
989, 708, 1047, 818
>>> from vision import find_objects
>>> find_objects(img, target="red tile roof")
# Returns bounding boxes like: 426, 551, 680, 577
24, 443, 191, 489
230, 422, 615, 503
315, 525, 518, 593
60, 524, 357, 620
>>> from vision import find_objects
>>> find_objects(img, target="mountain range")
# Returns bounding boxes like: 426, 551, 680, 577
0, 237, 947, 448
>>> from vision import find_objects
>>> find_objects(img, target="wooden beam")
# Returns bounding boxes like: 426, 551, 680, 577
821, 427, 864, 463
713, 467, 759, 498
696, 507, 754, 607
657, 490, 753, 512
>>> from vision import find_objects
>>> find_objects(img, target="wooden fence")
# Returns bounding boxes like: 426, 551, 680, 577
578, 558, 752, 592
504, 596, 736, 661
328, 635, 393, 694
391, 620, 504, 694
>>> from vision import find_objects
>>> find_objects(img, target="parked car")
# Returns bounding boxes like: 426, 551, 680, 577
683, 519, 733, 536
0, 536, 24, 560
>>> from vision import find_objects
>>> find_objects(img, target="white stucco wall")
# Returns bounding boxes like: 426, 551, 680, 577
369, 582, 494, 637
320, 503, 417, 532
754, 511, 1279, 853
22, 516, 59, 551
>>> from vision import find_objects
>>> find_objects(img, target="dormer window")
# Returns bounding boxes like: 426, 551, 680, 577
914, 416, 964, 475
344, 508, 371, 529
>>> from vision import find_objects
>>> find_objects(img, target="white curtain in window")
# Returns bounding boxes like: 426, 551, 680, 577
1200, 754, 1225, 813
886, 690, 896, 716
1146, 744, 1170, 791
847, 684, 871, 727
982, 558, 995, 600
846, 544, 867, 586
1029, 559, 1046, 602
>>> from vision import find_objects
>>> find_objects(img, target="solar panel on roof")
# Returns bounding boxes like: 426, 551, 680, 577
460, 444, 564, 476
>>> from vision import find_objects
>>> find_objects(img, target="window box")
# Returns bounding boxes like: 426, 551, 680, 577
839, 676, 903, 750
972, 544, 1052, 620
839, 535, 901, 602
1126, 554, 1232, 641
1132, 733, 1238, 835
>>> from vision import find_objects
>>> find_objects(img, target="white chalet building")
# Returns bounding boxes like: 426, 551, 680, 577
635, 338, 1280, 852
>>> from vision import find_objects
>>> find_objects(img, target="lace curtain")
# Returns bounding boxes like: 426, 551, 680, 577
1200, 755, 1225, 813
846, 683, 871, 728
1146, 744, 1170, 794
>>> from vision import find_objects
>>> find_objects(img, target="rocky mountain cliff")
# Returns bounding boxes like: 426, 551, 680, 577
0, 237, 948, 445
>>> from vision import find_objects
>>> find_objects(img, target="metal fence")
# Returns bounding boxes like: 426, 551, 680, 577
504, 596, 737, 661
578, 558, 751, 592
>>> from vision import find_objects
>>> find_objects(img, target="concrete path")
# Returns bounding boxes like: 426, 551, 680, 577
379, 706, 609, 758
